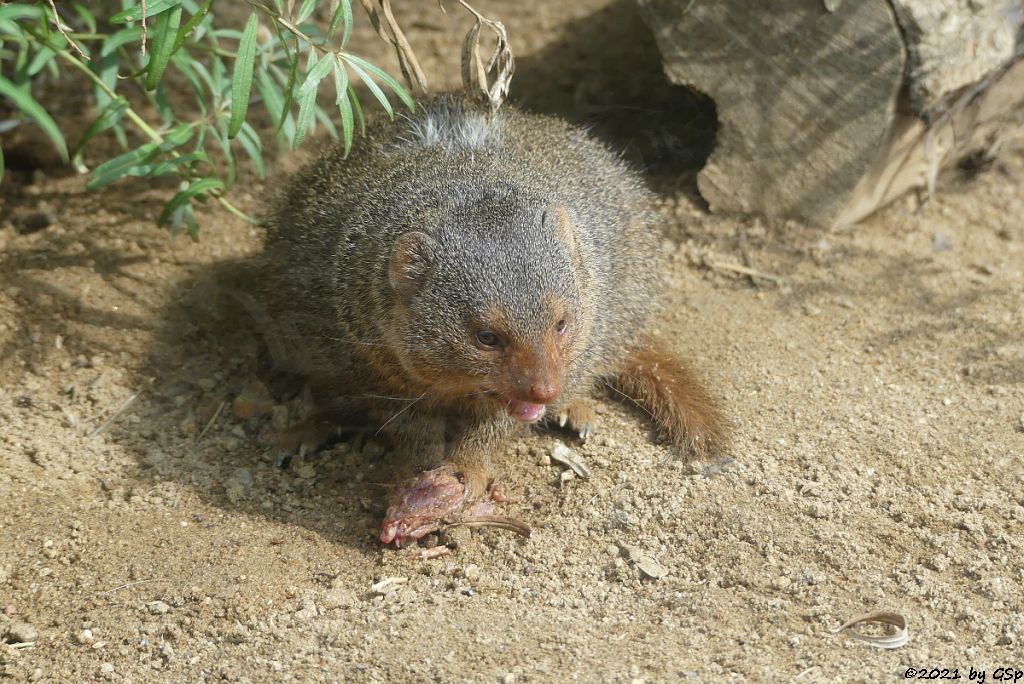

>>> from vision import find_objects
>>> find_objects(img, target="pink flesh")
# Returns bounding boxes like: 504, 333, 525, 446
506, 399, 546, 423
379, 468, 467, 547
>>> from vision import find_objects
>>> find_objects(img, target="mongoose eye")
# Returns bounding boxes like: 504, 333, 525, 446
475, 330, 501, 349
554, 318, 568, 336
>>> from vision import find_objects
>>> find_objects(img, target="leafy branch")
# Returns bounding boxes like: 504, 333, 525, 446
0, 1, 416, 238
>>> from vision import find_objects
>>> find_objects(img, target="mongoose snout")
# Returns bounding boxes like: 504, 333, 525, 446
494, 360, 563, 423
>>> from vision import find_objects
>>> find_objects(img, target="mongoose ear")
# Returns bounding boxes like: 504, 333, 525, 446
542, 204, 578, 253
543, 204, 584, 271
388, 231, 437, 299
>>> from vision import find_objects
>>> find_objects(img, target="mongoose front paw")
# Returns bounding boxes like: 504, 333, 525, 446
555, 402, 597, 441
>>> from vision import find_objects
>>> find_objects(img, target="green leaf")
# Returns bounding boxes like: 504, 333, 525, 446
342, 53, 415, 112
256, 70, 285, 127
343, 58, 391, 119
101, 26, 144, 56
0, 5, 45, 22
148, 150, 210, 178
194, 120, 208, 151
0, 75, 68, 161
87, 143, 160, 189
168, 200, 199, 240
295, 0, 317, 24
158, 178, 225, 227
228, 12, 259, 138
237, 122, 266, 179
171, 0, 213, 54
262, 68, 296, 144
299, 50, 333, 96
72, 97, 129, 160
211, 122, 238, 186
153, 82, 173, 124
328, 0, 354, 47
293, 73, 318, 149
71, 3, 98, 33
159, 122, 195, 151
146, 5, 182, 90
210, 28, 245, 41
112, 0, 184, 24
170, 52, 206, 113
26, 47, 57, 78
209, 58, 228, 102
95, 27, 142, 108
333, 60, 353, 157
182, 202, 199, 240
13, 41, 29, 85
348, 83, 366, 136
267, 49, 301, 135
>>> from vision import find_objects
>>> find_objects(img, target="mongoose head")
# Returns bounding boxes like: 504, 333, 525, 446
387, 193, 589, 423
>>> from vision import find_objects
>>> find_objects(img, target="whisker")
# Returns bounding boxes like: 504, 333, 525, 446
375, 391, 427, 435
357, 393, 427, 402
603, 380, 654, 417
316, 333, 408, 351
457, 388, 494, 399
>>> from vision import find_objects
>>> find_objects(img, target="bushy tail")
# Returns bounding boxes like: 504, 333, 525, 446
610, 338, 728, 458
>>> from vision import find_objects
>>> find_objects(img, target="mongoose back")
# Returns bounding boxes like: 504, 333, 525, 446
261, 95, 725, 546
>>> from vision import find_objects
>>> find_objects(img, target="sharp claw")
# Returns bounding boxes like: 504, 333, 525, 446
579, 424, 592, 441
557, 412, 568, 427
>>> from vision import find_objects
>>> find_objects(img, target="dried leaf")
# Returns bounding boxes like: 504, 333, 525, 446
550, 443, 591, 479
618, 543, 668, 579
831, 611, 909, 649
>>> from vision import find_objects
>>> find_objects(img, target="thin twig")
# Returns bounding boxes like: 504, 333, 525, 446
196, 399, 226, 445
379, 0, 427, 92
97, 578, 166, 596
89, 391, 140, 438
705, 259, 783, 284
46, 0, 89, 60
140, 0, 148, 56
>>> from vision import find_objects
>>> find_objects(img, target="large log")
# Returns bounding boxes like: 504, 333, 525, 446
636, 0, 1024, 228
893, 0, 1021, 114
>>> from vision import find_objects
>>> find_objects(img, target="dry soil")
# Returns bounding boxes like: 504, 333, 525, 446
1, 1, 1023, 682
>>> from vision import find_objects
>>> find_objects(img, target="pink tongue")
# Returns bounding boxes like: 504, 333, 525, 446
507, 400, 546, 423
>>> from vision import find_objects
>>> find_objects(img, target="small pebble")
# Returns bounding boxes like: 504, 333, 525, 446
147, 601, 171, 615
231, 468, 253, 488
6, 621, 39, 643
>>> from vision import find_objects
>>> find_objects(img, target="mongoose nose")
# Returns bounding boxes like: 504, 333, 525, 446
527, 380, 561, 404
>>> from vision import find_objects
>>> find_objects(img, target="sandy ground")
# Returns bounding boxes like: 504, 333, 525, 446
2, 1, 1023, 682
